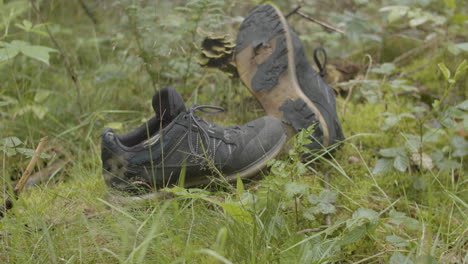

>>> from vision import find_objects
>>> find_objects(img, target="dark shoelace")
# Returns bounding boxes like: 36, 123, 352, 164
186, 104, 225, 155
313, 47, 328, 77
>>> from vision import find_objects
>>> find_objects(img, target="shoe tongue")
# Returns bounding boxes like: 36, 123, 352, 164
152, 86, 186, 124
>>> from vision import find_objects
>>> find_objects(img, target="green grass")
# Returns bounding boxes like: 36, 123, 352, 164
1, 0, 467, 263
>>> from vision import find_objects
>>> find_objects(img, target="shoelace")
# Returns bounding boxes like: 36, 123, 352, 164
313, 47, 328, 77
186, 104, 225, 155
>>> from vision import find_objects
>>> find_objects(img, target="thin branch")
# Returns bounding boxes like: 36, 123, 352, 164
77, 0, 98, 24
15, 137, 48, 195
29, 0, 84, 114
295, 10, 345, 34
1, 137, 48, 218
285, 4, 304, 19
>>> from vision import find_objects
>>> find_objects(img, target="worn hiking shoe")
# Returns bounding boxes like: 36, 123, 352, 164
235, 4, 344, 151
101, 87, 287, 195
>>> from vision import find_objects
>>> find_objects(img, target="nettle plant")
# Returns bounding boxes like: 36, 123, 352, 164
373, 60, 467, 176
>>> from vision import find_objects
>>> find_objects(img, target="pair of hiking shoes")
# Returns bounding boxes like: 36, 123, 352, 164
101, 4, 344, 195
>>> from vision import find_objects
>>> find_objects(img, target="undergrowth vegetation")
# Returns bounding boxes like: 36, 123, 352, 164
1, 0, 467, 263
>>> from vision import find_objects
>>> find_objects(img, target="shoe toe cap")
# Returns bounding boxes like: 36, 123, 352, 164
233, 116, 286, 167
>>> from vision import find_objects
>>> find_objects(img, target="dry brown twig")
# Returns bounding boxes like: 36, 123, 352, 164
1, 137, 48, 218
286, 5, 345, 34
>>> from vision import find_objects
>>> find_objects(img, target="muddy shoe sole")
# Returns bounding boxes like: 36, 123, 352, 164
235, 4, 344, 150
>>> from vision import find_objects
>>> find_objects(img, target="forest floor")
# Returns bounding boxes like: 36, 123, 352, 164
1, 0, 467, 263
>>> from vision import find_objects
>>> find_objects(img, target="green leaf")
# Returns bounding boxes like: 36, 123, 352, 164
409, 16, 428, 27
308, 194, 320, 204
393, 155, 409, 172
302, 210, 316, 221
0, 46, 20, 62
386, 235, 410, 247
380, 6, 409, 23
456, 100, 468, 111
371, 63, 395, 75
455, 43, 468, 52
454, 60, 468, 81
34, 90, 51, 102
319, 190, 338, 204
373, 158, 393, 175
390, 252, 414, 264
2, 40, 57, 65
31, 105, 48, 119
1, 136, 23, 147
284, 182, 309, 198
437, 63, 451, 80
379, 147, 405, 158
317, 202, 336, 214
443, 0, 456, 9
339, 226, 367, 246
220, 203, 252, 224
389, 210, 420, 230
351, 208, 379, 226
236, 174, 244, 197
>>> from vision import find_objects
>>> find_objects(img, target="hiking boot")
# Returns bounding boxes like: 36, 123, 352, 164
235, 4, 344, 151
101, 87, 287, 195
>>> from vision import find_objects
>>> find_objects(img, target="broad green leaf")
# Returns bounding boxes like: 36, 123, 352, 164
220, 203, 252, 224
409, 16, 428, 27
308, 194, 320, 205
2, 40, 57, 65
318, 202, 336, 214
0, 46, 20, 62
372, 158, 393, 175
16, 147, 50, 159
389, 210, 420, 230
390, 252, 414, 264
319, 190, 338, 204
437, 63, 450, 80
1, 136, 22, 147
386, 235, 409, 247
19, 44, 57, 65
394, 155, 409, 172
351, 208, 379, 226
379, 147, 405, 158
455, 43, 468, 52
371, 63, 395, 74
303, 210, 316, 221
456, 100, 468, 111
31, 105, 48, 119
339, 226, 367, 246
284, 182, 309, 198
380, 6, 409, 23
34, 90, 51, 103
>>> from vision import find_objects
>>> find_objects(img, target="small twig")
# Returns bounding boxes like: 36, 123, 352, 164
285, 4, 304, 18
1, 137, 48, 218
29, 0, 84, 114
15, 137, 48, 195
294, 11, 345, 34
77, 0, 98, 24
